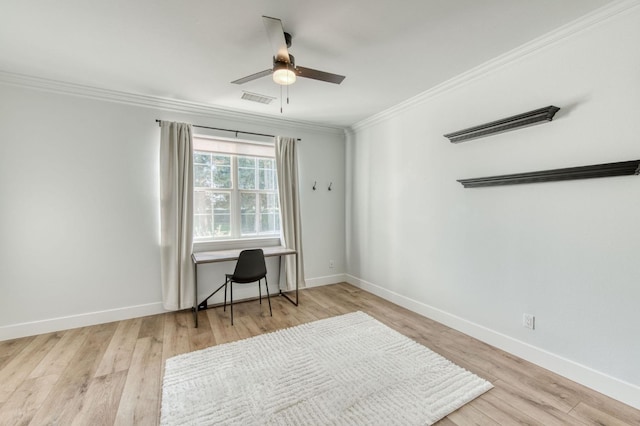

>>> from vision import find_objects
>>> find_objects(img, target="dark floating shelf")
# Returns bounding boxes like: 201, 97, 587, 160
458, 160, 640, 188
444, 105, 560, 143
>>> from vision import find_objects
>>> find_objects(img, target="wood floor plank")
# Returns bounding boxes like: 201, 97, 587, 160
205, 307, 241, 345
434, 417, 459, 426
138, 314, 165, 341
28, 321, 118, 425
70, 370, 128, 426
297, 296, 345, 321
161, 311, 191, 362
29, 326, 91, 379
0, 283, 638, 425
94, 317, 143, 377
0, 355, 11, 372
446, 403, 501, 425
557, 378, 640, 425
0, 332, 62, 404
232, 314, 265, 339
469, 389, 543, 425
114, 336, 163, 426
569, 401, 631, 426
188, 319, 217, 352
283, 297, 322, 324
487, 381, 587, 426
114, 314, 165, 426
0, 335, 36, 358
0, 373, 59, 425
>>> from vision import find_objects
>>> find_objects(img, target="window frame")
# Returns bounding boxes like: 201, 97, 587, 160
192, 135, 282, 251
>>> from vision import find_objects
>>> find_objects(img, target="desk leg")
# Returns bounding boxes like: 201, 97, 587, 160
193, 263, 198, 328
278, 253, 299, 306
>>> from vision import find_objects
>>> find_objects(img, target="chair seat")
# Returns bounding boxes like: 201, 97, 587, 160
228, 275, 265, 284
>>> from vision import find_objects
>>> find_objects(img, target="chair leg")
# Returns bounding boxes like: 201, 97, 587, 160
259, 279, 262, 305
264, 276, 272, 317
223, 279, 228, 312
230, 281, 234, 325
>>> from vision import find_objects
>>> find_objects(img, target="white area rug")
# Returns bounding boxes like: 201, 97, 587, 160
161, 311, 493, 425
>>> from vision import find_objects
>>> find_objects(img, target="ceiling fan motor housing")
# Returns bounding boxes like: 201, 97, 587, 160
274, 54, 295, 68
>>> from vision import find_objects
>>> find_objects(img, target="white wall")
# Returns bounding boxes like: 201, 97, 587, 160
0, 82, 345, 338
346, 6, 640, 407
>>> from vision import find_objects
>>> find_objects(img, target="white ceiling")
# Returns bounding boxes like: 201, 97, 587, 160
0, 0, 616, 128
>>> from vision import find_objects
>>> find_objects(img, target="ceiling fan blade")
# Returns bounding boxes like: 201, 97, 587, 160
262, 16, 290, 63
231, 69, 272, 84
296, 66, 346, 84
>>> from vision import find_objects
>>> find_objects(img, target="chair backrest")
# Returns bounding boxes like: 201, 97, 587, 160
231, 249, 267, 283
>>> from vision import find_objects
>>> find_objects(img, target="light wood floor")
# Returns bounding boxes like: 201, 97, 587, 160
1, 283, 638, 425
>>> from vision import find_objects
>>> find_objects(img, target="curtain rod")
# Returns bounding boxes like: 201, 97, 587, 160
155, 120, 300, 141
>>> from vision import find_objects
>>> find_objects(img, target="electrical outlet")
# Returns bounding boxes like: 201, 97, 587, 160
523, 313, 535, 330
329, 260, 335, 269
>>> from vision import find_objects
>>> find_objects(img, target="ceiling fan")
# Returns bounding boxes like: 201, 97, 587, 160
231, 16, 346, 86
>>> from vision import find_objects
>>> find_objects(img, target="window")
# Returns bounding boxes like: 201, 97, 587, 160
193, 136, 280, 241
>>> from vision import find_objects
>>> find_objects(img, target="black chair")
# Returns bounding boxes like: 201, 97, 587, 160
223, 249, 272, 325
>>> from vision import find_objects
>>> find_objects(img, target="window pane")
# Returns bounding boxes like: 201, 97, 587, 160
259, 193, 280, 234
193, 192, 231, 238
260, 213, 275, 233
260, 193, 279, 212
238, 156, 256, 190
194, 191, 212, 214
194, 215, 213, 238
258, 158, 277, 190
213, 214, 231, 237
259, 169, 276, 190
212, 192, 231, 237
213, 155, 231, 167
211, 155, 231, 189
258, 158, 273, 168
194, 152, 210, 164
238, 157, 255, 168
194, 164, 211, 187
240, 193, 257, 235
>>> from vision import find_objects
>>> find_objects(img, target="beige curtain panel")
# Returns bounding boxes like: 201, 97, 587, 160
159, 121, 195, 310
275, 136, 305, 291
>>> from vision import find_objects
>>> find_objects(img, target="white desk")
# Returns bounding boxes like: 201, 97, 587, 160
191, 246, 297, 327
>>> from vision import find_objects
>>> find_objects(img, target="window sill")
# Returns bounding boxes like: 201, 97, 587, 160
193, 236, 282, 253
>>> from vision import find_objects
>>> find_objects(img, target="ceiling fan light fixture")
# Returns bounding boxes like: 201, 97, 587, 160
273, 62, 296, 85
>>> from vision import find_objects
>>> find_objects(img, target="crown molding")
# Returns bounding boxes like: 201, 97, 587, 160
0, 70, 345, 136
351, 0, 640, 132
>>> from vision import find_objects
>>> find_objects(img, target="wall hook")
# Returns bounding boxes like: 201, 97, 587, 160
328, 182, 333, 191
313, 181, 317, 190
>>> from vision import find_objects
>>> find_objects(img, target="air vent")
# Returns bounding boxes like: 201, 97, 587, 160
241, 91, 276, 104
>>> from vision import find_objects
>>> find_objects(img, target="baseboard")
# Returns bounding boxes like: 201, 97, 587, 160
0, 274, 347, 342
0, 274, 349, 341
346, 274, 640, 410
0, 302, 167, 341
305, 273, 347, 288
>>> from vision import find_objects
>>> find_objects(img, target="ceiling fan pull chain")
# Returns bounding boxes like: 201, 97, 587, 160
287, 62, 291, 104
280, 84, 283, 113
